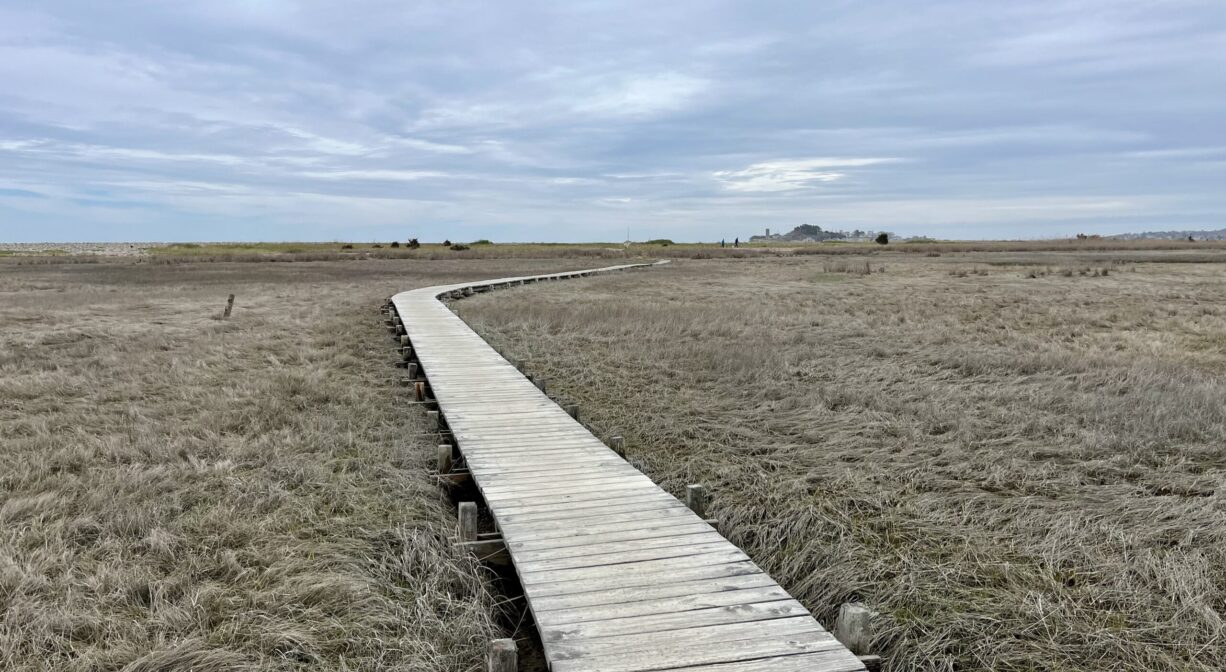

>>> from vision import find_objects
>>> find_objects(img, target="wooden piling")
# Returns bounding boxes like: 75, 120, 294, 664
458, 502, 478, 542
222, 294, 235, 319
427, 410, 440, 430
437, 444, 453, 474
833, 603, 875, 656
610, 436, 624, 457
487, 638, 516, 672
686, 484, 708, 519
565, 404, 579, 421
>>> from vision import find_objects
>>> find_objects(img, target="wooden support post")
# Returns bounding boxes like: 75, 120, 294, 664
400, 334, 410, 346
414, 382, 426, 402
487, 638, 516, 672
222, 294, 235, 319
535, 378, 546, 394
610, 436, 624, 457
565, 404, 579, 421
458, 502, 478, 542
427, 410, 440, 430
833, 603, 875, 656
400, 346, 413, 362
408, 363, 419, 380
463, 287, 474, 296
686, 484, 708, 519
437, 444, 453, 474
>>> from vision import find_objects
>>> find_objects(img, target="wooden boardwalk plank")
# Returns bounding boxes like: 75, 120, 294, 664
389, 263, 865, 672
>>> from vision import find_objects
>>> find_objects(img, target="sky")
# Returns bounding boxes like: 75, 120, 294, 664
0, 1, 1223, 243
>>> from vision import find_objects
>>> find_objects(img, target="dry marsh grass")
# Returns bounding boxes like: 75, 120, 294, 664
0, 258, 599, 671
458, 254, 1226, 672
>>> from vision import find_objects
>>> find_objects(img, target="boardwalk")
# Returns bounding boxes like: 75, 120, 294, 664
389, 264, 867, 672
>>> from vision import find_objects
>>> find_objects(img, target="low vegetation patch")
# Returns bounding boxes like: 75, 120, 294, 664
459, 253, 1226, 672
0, 258, 604, 670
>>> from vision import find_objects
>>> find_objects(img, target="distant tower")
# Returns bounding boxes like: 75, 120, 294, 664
766, 228, 770, 237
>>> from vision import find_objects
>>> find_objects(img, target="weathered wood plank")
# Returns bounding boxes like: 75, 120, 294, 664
528, 572, 781, 614
523, 560, 765, 600
547, 616, 832, 663
540, 599, 811, 642
515, 540, 742, 573
535, 584, 796, 628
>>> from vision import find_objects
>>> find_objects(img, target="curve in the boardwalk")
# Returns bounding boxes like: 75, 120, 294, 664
389, 262, 866, 672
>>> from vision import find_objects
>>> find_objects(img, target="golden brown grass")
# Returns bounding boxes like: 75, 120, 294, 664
457, 252, 1226, 672
0, 258, 601, 671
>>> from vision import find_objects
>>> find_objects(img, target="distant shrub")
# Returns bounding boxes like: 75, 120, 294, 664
875, 233, 889, 245
645, 239, 674, 246
442, 239, 452, 246
450, 244, 470, 251
341, 244, 354, 249
471, 239, 493, 246
372, 243, 383, 248
926, 252, 941, 257
389, 241, 400, 248
407, 238, 420, 249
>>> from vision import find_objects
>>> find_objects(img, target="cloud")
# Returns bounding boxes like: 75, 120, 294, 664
570, 72, 709, 117
0, 1, 1222, 242
714, 158, 901, 192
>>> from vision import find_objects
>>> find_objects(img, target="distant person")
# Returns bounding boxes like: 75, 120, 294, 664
721, 239, 725, 248
734, 237, 739, 248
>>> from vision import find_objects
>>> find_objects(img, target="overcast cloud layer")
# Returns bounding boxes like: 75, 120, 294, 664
1, 1, 1224, 242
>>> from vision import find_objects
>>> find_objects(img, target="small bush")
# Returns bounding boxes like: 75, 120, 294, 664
407, 238, 420, 249
341, 244, 354, 250
372, 244, 383, 248
645, 239, 675, 246
875, 233, 889, 245
471, 239, 493, 246
450, 244, 470, 251
442, 239, 452, 246
389, 241, 400, 248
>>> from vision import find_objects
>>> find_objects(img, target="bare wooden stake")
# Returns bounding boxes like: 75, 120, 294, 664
400, 346, 413, 361
610, 436, 624, 457
834, 603, 875, 656
458, 502, 478, 542
414, 382, 426, 402
408, 363, 419, 379
400, 334, 410, 346
565, 404, 579, 421
427, 410, 440, 430
222, 294, 235, 319
487, 638, 516, 672
686, 484, 708, 519
437, 444, 453, 473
